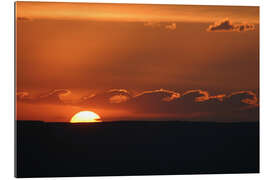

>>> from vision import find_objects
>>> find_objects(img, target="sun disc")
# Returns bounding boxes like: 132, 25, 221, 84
70, 111, 101, 123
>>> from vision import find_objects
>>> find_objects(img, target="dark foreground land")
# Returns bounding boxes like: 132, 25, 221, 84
16, 120, 259, 177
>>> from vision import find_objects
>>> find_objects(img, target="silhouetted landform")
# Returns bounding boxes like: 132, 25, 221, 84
16, 120, 259, 178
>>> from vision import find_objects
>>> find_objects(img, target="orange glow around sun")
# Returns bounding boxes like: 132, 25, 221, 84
70, 111, 102, 123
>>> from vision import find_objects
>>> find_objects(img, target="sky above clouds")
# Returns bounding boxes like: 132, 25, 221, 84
16, 2, 259, 122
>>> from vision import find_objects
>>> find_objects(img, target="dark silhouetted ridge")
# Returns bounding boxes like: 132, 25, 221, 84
16, 120, 259, 177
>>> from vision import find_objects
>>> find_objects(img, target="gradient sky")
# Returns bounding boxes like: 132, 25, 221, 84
16, 2, 259, 122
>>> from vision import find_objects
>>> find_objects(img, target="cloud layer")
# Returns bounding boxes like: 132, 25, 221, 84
207, 18, 255, 32
81, 89, 258, 121
17, 88, 259, 121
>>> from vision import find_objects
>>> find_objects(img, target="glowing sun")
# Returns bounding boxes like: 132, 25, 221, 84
70, 111, 102, 123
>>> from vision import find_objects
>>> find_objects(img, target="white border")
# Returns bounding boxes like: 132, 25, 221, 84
1, 0, 270, 180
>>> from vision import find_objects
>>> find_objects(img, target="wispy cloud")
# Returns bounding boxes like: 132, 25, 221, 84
144, 22, 177, 31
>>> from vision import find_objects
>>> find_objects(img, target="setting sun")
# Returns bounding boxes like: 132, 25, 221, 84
70, 111, 101, 123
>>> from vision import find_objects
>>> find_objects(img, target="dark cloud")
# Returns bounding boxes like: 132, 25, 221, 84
79, 89, 181, 114
80, 89, 132, 107
37, 89, 71, 104
123, 89, 181, 114
17, 89, 70, 104
225, 91, 258, 107
207, 18, 255, 32
181, 90, 209, 102
79, 88, 258, 121
194, 91, 258, 115
234, 23, 255, 32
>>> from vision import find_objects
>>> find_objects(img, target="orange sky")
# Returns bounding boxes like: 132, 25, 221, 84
16, 2, 259, 122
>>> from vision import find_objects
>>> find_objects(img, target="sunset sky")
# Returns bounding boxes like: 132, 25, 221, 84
16, 2, 259, 122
